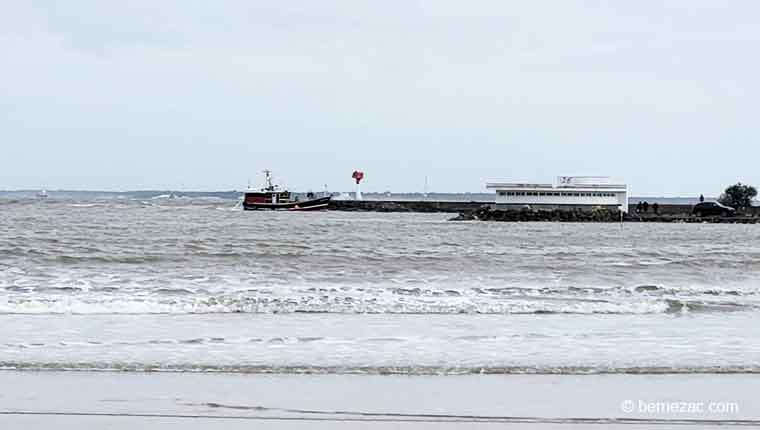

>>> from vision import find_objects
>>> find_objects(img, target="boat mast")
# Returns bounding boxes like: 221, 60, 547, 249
263, 169, 274, 191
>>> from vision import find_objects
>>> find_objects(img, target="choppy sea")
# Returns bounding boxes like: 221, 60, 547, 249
1, 198, 759, 375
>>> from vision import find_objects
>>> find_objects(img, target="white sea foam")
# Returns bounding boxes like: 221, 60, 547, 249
68, 203, 101, 208
2, 362, 759, 375
0, 295, 676, 315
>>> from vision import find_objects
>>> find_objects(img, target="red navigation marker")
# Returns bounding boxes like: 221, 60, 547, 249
352, 171, 364, 184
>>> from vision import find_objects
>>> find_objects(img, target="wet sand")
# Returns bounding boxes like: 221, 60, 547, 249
1, 371, 758, 429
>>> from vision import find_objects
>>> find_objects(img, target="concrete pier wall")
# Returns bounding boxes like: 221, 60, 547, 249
328, 200, 488, 213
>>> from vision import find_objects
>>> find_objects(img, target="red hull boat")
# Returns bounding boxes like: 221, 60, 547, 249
242, 171, 331, 211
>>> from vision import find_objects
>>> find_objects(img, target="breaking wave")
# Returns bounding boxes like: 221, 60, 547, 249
0, 294, 754, 315
1, 362, 759, 375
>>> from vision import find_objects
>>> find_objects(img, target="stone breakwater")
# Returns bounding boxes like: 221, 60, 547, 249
451, 207, 624, 222
327, 200, 760, 223
450, 206, 760, 223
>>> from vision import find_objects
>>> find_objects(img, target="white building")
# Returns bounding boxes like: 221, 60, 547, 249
486, 176, 628, 212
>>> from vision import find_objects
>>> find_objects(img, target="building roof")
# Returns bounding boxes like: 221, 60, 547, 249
486, 182, 627, 190
486, 176, 627, 191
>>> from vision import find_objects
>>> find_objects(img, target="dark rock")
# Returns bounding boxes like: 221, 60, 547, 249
475, 208, 624, 223
448, 211, 477, 221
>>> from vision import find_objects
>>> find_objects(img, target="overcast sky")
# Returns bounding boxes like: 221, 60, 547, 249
2, 1, 759, 195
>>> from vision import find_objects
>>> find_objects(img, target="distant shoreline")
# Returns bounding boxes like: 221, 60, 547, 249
0, 190, 717, 206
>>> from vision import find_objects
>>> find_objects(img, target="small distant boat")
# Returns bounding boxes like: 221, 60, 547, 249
242, 170, 331, 211
36, 190, 48, 199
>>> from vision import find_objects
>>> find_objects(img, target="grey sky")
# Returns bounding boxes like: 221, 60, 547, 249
2, 1, 759, 195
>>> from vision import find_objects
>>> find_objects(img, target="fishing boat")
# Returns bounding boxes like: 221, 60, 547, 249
242, 170, 331, 211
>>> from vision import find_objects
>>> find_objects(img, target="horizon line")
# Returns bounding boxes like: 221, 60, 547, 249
0, 189, 717, 199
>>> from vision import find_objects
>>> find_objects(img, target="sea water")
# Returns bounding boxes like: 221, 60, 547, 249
1, 199, 759, 374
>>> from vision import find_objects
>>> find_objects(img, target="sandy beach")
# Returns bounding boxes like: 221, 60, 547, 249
1, 371, 758, 428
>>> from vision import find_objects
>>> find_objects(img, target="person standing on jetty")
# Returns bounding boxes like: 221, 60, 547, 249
642, 201, 650, 213
700, 194, 705, 203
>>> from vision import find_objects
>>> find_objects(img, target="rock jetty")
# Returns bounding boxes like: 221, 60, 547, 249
450, 206, 760, 223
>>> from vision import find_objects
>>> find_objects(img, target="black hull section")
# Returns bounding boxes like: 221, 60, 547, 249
243, 196, 331, 211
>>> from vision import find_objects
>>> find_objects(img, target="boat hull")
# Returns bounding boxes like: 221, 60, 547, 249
242, 196, 331, 211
